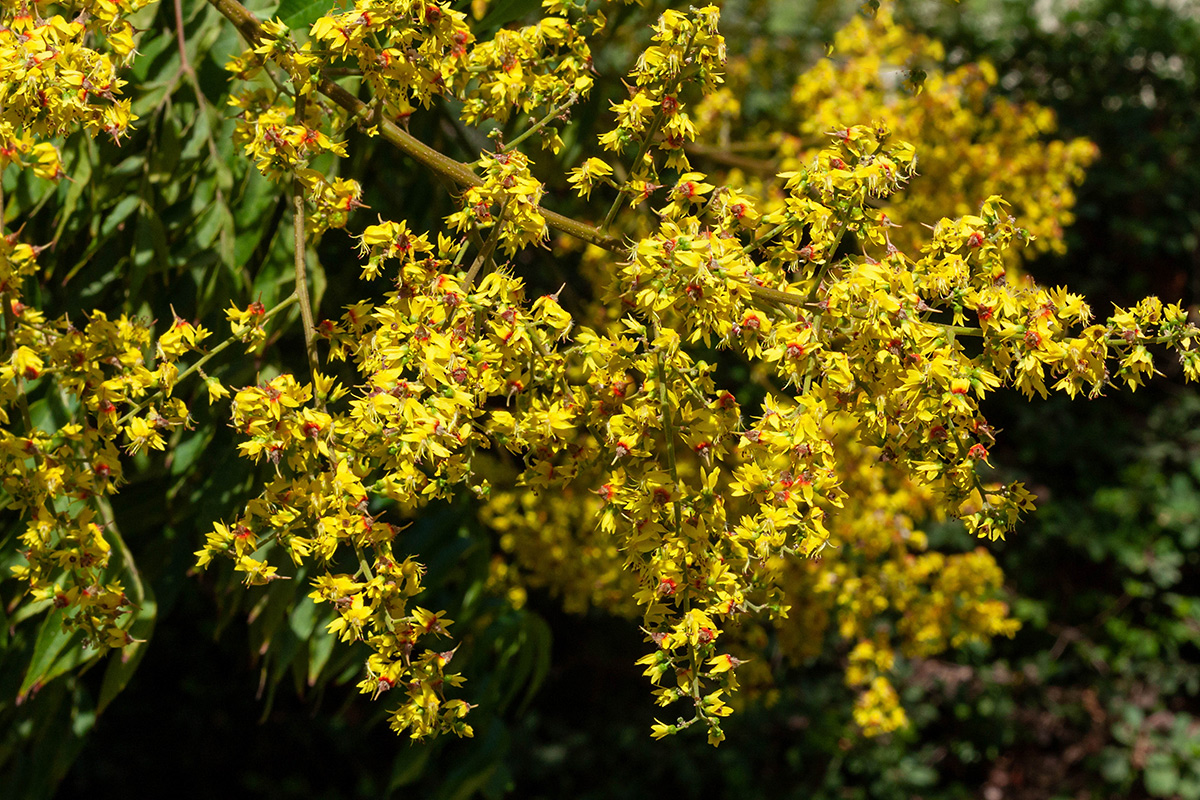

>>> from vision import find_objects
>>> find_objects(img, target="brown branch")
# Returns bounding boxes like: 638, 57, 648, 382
290, 84, 320, 384
174, 0, 193, 76
203, 0, 814, 313
292, 175, 319, 379
684, 142, 777, 174
207, 0, 623, 254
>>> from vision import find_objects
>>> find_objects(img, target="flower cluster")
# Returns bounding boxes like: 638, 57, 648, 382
0, 0, 148, 177
782, 1, 1097, 262
6, 0, 1200, 752
308, 1, 472, 121
598, 6, 725, 181
307, 0, 593, 146
195, 216, 586, 737
2, 286, 219, 652
459, 14, 593, 144
0, 0, 254, 656
446, 149, 548, 256
228, 89, 362, 234
482, 99, 1197, 743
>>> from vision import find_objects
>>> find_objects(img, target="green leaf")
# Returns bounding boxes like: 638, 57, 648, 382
307, 610, 337, 686
9, 597, 53, 628
288, 594, 317, 640
96, 588, 157, 715
25, 399, 58, 437
99, 194, 141, 239
479, 0, 542, 31
388, 739, 435, 789
170, 428, 213, 477
17, 610, 86, 703
515, 612, 551, 714
276, 0, 338, 31
133, 204, 170, 274
1100, 747, 1132, 784
53, 138, 92, 244
259, 627, 304, 722
129, 29, 177, 83
150, 115, 182, 184
442, 719, 507, 800
248, 567, 306, 659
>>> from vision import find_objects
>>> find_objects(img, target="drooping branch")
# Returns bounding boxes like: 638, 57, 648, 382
203, 0, 813, 311
207, 0, 623, 254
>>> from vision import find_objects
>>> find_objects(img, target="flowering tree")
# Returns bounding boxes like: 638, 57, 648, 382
0, 0, 1193, 772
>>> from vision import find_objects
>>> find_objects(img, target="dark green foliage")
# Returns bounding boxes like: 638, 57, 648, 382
2, 1, 1198, 797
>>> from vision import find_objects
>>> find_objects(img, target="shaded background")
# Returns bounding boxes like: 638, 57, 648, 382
0, 0, 1197, 797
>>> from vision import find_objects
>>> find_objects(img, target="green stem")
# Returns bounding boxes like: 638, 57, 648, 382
1, 289, 17, 362
656, 352, 684, 541
354, 542, 375, 581
1, 149, 39, 442
938, 324, 982, 337
745, 283, 811, 309
503, 92, 577, 154
116, 294, 299, 427
292, 209, 319, 387
602, 104, 667, 231
292, 93, 321, 389
740, 220, 790, 256
602, 32, 698, 232
0, 166, 15, 363
451, 237, 472, 268
805, 223, 849, 303
655, 347, 703, 717
96, 496, 145, 605
15, 376, 33, 434
463, 201, 507, 290
802, 328, 821, 397
524, 321, 576, 404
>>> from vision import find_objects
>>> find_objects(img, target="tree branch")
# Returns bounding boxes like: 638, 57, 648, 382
203, 0, 815, 312
207, 0, 623, 253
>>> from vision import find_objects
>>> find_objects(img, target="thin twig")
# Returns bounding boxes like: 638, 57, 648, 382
602, 104, 667, 231
206, 0, 622, 252
97, 496, 146, 605
602, 29, 698, 231
463, 201, 507, 290
116, 294, 300, 427
684, 141, 777, 174
173, 0, 192, 76
290, 95, 320, 382
503, 92, 578, 154
741, 220, 791, 256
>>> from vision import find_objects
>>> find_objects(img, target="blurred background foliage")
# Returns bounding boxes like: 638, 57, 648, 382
0, 0, 1198, 797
